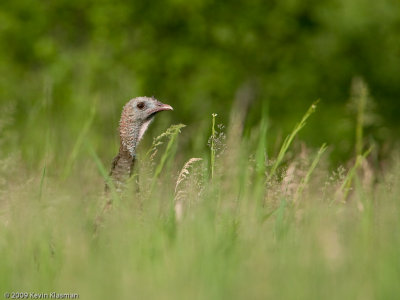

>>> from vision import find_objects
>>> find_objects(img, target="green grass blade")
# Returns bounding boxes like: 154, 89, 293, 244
294, 143, 328, 202
87, 143, 121, 207
353, 78, 368, 157
253, 107, 269, 207
62, 105, 96, 180
267, 100, 319, 182
210, 113, 217, 179
255, 107, 269, 177
339, 146, 373, 201
151, 124, 185, 189
38, 163, 46, 201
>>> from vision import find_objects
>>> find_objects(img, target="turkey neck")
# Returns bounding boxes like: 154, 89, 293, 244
107, 111, 143, 192
108, 147, 136, 193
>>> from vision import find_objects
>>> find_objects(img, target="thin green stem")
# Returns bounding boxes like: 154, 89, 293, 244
294, 143, 327, 202
210, 113, 217, 179
267, 100, 319, 182
151, 124, 185, 190
355, 82, 367, 157
88, 143, 121, 206
63, 105, 96, 180
340, 146, 373, 201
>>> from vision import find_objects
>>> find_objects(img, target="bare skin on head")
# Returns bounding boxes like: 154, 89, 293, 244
107, 97, 173, 193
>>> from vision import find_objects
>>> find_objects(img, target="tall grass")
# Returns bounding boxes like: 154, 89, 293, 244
210, 113, 218, 179
0, 100, 399, 300
267, 100, 319, 182
294, 143, 327, 203
352, 77, 368, 157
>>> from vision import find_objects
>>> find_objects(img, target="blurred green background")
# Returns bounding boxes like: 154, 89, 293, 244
1, 0, 399, 166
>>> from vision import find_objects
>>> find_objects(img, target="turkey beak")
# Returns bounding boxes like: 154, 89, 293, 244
146, 101, 173, 119
155, 101, 173, 112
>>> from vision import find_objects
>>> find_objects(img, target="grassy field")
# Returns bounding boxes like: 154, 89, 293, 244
0, 101, 399, 300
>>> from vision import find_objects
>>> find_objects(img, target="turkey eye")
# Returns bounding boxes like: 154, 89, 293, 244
137, 102, 145, 109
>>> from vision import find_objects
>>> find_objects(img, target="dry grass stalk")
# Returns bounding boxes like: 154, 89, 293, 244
174, 158, 203, 221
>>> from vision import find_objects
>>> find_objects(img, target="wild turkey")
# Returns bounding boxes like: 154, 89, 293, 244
107, 96, 173, 193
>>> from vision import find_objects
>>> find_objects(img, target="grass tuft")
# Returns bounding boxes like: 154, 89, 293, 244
1, 98, 399, 300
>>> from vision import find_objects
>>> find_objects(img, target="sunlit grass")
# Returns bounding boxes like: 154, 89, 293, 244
0, 101, 399, 300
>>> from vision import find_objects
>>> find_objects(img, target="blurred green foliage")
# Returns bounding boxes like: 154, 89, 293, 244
0, 0, 399, 165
